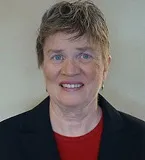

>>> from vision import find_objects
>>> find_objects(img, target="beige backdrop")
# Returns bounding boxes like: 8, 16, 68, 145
0, 0, 145, 121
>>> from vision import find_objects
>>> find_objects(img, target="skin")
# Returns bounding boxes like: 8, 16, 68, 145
41, 32, 111, 136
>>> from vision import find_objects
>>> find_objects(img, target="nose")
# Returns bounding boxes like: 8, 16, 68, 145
61, 59, 81, 76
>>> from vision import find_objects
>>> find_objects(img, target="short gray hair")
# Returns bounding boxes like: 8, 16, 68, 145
36, 0, 110, 68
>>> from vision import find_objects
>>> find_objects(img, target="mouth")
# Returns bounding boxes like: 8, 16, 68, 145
59, 82, 84, 91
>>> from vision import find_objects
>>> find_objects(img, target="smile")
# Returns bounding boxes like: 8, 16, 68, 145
61, 84, 84, 89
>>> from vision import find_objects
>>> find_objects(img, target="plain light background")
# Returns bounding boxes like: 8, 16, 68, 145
0, 0, 145, 122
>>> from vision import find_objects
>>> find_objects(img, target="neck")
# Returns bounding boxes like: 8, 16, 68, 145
49, 97, 102, 137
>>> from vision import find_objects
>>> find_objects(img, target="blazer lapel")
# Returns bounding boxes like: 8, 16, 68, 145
19, 97, 61, 160
98, 94, 125, 160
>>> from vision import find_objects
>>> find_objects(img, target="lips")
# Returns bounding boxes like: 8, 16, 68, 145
59, 81, 84, 89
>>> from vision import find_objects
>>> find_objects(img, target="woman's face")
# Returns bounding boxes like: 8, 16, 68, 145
42, 32, 110, 108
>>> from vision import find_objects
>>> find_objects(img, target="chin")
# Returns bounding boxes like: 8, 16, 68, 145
58, 94, 84, 108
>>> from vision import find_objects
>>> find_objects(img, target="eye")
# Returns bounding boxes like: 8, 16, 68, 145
81, 53, 91, 59
78, 53, 93, 63
51, 54, 64, 63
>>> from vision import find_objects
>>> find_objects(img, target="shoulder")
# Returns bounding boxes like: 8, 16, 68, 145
117, 111, 145, 148
99, 94, 145, 134
0, 108, 34, 134
118, 111, 145, 156
0, 108, 35, 155
0, 96, 49, 134
119, 111, 145, 132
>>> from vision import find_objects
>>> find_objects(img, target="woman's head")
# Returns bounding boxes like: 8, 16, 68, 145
36, 0, 111, 108
36, 0, 110, 68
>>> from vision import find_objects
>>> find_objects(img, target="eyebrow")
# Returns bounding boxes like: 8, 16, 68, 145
75, 47, 94, 52
47, 47, 94, 54
47, 49, 64, 54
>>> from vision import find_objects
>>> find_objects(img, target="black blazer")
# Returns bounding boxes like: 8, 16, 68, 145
0, 94, 145, 160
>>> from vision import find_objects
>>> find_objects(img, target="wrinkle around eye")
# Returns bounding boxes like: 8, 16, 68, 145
49, 54, 65, 64
79, 53, 93, 60
81, 53, 92, 59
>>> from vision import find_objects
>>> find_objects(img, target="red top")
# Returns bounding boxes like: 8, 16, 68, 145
54, 116, 103, 160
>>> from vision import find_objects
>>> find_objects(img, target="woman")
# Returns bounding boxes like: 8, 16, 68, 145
0, 1, 145, 160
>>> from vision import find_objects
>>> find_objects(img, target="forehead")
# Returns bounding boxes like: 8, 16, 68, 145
43, 32, 101, 52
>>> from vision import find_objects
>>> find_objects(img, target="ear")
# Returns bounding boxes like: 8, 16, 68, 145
103, 55, 112, 81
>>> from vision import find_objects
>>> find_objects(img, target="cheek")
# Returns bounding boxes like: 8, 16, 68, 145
85, 62, 104, 82
42, 61, 62, 85
42, 63, 55, 81
83, 64, 104, 98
